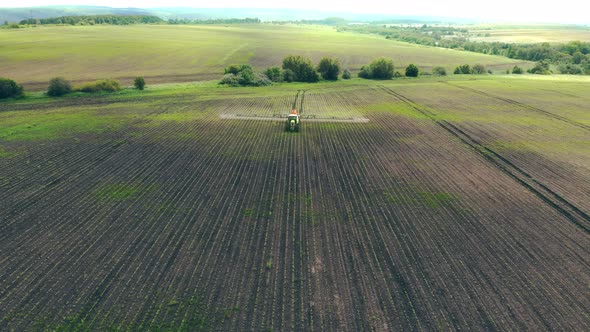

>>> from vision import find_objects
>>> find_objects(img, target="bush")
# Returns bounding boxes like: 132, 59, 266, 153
47, 77, 72, 96
0, 77, 24, 99
342, 69, 351, 79
472, 64, 486, 74
432, 66, 447, 76
405, 64, 419, 77
370, 58, 395, 79
359, 57, 394, 80
512, 66, 523, 74
250, 73, 272, 86
134, 77, 146, 90
317, 57, 341, 80
358, 65, 372, 79
393, 71, 403, 78
282, 69, 295, 83
558, 63, 583, 75
282, 55, 319, 82
220, 65, 272, 87
454, 64, 472, 74
224, 64, 241, 75
264, 66, 282, 82
220, 73, 241, 87
238, 67, 255, 86
78, 79, 121, 93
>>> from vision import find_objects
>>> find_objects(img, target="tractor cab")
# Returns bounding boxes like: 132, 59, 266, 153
286, 109, 300, 132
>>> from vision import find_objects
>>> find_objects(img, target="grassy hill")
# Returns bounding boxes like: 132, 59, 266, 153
0, 24, 528, 90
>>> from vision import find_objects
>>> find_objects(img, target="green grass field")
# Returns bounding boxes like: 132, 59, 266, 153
0, 24, 529, 90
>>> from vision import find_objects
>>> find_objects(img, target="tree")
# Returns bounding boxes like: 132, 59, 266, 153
317, 57, 341, 80
528, 61, 551, 74
405, 64, 419, 77
282, 55, 319, 82
342, 69, 351, 79
512, 66, 523, 74
472, 64, 486, 74
359, 57, 394, 80
432, 66, 447, 76
282, 69, 295, 83
0, 78, 24, 99
572, 52, 584, 65
358, 65, 372, 79
47, 77, 72, 96
224, 64, 241, 75
370, 58, 394, 79
264, 66, 282, 82
134, 77, 146, 90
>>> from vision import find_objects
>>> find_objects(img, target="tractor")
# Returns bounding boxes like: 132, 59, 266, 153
286, 109, 300, 132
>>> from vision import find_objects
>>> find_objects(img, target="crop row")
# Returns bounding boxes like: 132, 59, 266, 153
1, 88, 589, 330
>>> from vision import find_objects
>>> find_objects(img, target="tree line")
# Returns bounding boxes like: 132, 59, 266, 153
340, 25, 590, 75
19, 15, 163, 26
13, 15, 262, 27
167, 18, 260, 25
219, 55, 495, 87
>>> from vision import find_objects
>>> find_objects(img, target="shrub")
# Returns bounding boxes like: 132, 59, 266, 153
432, 66, 447, 76
47, 77, 72, 96
472, 64, 486, 74
317, 57, 341, 80
224, 64, 241, 75
264, 66, 282, 82
342, 69, 351, 79
393, 71, 403, 78
238, 67, 255, 85
134, 77, 145, 90
0, 77, 24, 99
370, 58, 395, 79
512, 66, 523, 74
78, 79, 121, 93
220, 65, 272, 87
358, 65, 372, 79
454, 64, 472, 74
405, 64, 419, 77
359, 57, 395, 80
558, 64, 583, 75
282, 55, 319, 82
250, 73, 272, 86
220, 73, 241, 87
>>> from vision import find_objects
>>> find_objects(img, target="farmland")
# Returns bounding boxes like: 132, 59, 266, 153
0, 24, 529, 91
1, 75, 589, 330
467, 25, 590, 43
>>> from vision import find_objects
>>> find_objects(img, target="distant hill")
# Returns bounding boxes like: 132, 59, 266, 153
0, 6, 467, 24
0, 6, 152, 23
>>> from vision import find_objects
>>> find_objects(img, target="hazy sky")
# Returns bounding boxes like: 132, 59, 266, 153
4, 0, 590, 24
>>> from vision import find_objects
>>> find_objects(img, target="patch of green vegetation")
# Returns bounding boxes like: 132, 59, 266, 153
417, 192, 456, 208
0, 108, 129, 142
0, 145, 14, 157
243, 208, 254, 217
94, 183, 141, 202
